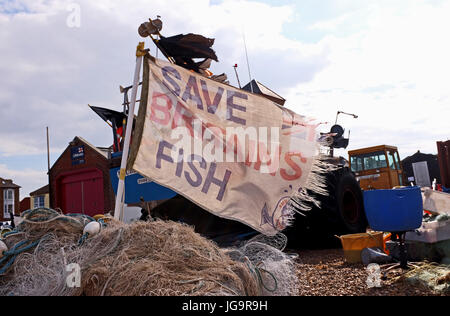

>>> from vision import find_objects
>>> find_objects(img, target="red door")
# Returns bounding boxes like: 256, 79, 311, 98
83, 177, 102, 215
59, 169, 104, 217
63, 181, 82, 213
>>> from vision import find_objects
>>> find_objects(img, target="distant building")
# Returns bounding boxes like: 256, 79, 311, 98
19, 197, 30, 213
49, 136, 115, 217
402, 151, 441, 186
30, 184, 50, 209
0, 178, 20, 222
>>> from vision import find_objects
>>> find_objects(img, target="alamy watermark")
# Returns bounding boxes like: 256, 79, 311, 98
66, 3, 81, 28
66, 263, 81, 288
170, 119, 281, 174
366, 263, 382, 288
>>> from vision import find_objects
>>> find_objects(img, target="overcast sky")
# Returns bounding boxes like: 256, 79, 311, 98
1, 0, 449, 196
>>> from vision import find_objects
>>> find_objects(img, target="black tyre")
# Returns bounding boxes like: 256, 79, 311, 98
286, 167, 367, 249
335, 169, 367, 233
151, 195, 257, 246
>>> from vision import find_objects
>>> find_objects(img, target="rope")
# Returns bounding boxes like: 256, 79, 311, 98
245, 260, 278, 293
97, 218, 107, 227
17, 209, 95, 234
78, 233, 89, 246
2, 230, 21, 239
257, 267, 278, 293
0, 235, 50, 275
22, 208, 60, 220
0, 255, 17, 275
66, 213, 96, 223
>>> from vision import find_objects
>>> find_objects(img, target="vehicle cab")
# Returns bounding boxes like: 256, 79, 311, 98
348, 145, 403, 190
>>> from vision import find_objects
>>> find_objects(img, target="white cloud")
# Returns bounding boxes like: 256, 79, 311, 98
0, 0, 329, 194
0, 164, 47, 197
285, 0, 450, 158
308, 11, 355, 31
0, 0, 328, 157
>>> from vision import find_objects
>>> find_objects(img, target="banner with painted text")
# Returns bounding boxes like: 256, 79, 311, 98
128, 55, 319, 236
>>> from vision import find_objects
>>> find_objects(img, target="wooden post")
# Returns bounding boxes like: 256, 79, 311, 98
47, 126, 52, 209
114, 42, 146, 221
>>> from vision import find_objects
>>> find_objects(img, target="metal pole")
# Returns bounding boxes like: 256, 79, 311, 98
233, 64, 241, 89
46, 127, 50, 171
335, 110, 358, 124
242, 31, 253, 93
335, 111, 341, 125
114, 42, 146, 221
46, 126, 53, 208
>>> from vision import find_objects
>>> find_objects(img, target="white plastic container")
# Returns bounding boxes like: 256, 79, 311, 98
422, 189, 450, 215
406, 220, 450, 244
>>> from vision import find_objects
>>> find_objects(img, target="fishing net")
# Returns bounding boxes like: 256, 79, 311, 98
398, 262, 450, 294
0, 208, 297, 296
225, 233, 298, 296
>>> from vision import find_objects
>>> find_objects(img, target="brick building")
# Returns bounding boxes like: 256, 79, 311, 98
0, 178, 20, 222
49, 136, 115, 216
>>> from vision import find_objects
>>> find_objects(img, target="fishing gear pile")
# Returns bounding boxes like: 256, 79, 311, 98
0, 208, 297, 296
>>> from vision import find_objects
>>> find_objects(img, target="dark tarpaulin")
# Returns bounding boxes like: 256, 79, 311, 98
157, 33, 218, 72
89, 105, 129, 151
89, 106, 126, 127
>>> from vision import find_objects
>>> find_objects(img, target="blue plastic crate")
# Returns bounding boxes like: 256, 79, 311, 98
363, 186, 423, 232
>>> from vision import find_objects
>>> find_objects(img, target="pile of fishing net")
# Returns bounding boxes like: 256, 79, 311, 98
0, 208, 298, 296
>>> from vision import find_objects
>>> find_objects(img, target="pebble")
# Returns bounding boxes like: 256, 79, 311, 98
293, 248, 443, 296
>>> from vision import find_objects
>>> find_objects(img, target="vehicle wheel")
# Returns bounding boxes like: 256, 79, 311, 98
335, 169, 367, 233
286, 167, 367, 249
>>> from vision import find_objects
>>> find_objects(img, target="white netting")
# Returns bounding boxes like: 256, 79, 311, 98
225, 232, 298, 296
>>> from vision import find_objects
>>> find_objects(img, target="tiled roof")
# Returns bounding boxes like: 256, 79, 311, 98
0, 178, 20, 189
30, 184, 49, 196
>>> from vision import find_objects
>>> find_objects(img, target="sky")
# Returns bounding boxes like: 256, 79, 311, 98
0, 0, 449, 197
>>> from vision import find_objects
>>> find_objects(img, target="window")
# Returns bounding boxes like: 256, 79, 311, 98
386, 150, 401, 170
3, 189, 14, 218
34, 196, 45, 209
351, 151, 388, 172
351, 156, 364, 172
395, 152, 402, 169
387, 152, 396, 170
4, 189, 13, 200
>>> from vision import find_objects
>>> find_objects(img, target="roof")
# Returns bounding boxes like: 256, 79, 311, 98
30, 184, 49, 196
242, 80, 286, 106
50, 136, 110, 171
0, 178, 20, 189
401, 151, 441, 183
348, 145, 398, 156
76, 136, 109, 159
402, 150, 437, 162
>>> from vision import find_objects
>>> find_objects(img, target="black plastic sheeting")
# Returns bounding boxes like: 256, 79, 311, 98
157, 33, 218, 73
